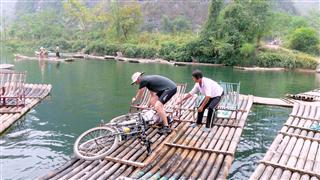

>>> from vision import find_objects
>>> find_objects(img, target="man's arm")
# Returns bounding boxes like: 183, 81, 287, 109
178, 84, 198, 104
178, 93, 192, 104
198, 96, 211, 112
132, 88, 144, 104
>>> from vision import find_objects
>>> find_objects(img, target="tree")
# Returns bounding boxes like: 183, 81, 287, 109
161, 15, 191, 33
63, 0, 107, 44
307, 10, 320, 34
246, 0, 272, 46
172, 16, 191, 32
160, 15, 173, 33
201, 0, 224, 37
108, 2, 142, 41
289, 27, 319, 55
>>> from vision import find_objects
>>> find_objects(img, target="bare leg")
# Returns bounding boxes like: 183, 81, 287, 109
149, 93, 158, 107
154, 101, 168, 126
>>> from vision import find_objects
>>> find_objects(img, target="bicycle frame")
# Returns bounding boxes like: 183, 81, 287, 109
104, 112, 153, 154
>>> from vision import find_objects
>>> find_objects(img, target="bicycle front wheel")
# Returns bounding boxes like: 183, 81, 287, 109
74, 126, 119, 161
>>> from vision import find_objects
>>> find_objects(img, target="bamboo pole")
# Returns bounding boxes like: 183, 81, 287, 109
146, 124, 202, 179
262, 104, 310, 179
82, 129, 161, 179
216, 97, 253, 179
68, 128, 157, 180
109, 124, 180, 179
169, 122, 219, 179
148, 124, 205, 179
130, 98, 196, 179
249, 103, 301, 179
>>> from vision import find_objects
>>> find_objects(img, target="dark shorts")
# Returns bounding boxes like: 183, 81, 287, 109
56, 52, 60, 57
156, 88, 177, 104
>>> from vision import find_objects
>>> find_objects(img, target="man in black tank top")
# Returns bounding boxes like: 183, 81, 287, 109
131, 72, 177, 134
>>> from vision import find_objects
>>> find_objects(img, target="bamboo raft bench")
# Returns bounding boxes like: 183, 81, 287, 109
40, 94, 253, 180
0, 83, 52, 133
250, 103, 320, 179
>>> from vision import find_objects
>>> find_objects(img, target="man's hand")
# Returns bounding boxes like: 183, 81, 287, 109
198, 106, 204, 112
177, 99, 183, 105
131, 97, 136, 104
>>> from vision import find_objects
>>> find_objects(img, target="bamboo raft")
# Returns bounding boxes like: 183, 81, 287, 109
14, 54, 75, 62
292, 88, 320, 102
253, 96, 296, 107
40, 95, 253, 180
250, 103, 320, 179
0, 83, 52, 133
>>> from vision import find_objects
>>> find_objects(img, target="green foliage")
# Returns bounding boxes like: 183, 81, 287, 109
159, 42, 178, 60
85, 41, 119, 56
307, 10, 320, 33
288, 27, 320, 55
257, 49, 318, 69
185, 39, 217, 63
63, 0, 108, 43
201, 0, 224, 37
240, 43, 256, 57
161, 16, 191, 33
7, 10, 64, 41
108, 2, 142, 41
161, 16, 173, 33
158, 42, 191, 62
4, 0, 319, 69
270, 12, 310, 40
121, 44, 157, 58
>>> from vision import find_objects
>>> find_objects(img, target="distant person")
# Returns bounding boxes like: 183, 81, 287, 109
131, 72, 177, 134
177, 69, 224, 130
39, 47, 45, 59
55, 45, 60, 58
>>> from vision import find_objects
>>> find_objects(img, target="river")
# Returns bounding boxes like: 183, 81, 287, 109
1, 53, 319, 179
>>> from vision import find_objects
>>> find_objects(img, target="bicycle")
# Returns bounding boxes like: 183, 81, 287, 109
74, 110, 161, 161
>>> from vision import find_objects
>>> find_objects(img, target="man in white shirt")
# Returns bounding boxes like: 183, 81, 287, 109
178, 70, 224, 129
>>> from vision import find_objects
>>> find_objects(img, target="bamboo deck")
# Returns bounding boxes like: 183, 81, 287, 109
296, 88, 320, 102
250, 103, 320, 180
40, 95, 253, 180
252, 96, 296, 107
0, 83, 52, 133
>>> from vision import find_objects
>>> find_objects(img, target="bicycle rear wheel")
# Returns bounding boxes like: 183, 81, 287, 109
74, 126, 119, 161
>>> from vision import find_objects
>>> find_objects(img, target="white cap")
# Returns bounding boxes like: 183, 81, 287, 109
131, 72, 144, 85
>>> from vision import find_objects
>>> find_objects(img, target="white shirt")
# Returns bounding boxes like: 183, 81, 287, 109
189, 77, 223, 97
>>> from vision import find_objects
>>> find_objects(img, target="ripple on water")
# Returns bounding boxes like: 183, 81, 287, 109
2, 126, 73, 179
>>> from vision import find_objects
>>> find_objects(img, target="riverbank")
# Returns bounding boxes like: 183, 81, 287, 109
13, 52, 319, 71
72, 53, 320, 71
86, 54, 226, 67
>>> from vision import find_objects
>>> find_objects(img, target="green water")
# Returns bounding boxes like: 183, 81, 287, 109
1, 53, 319, 179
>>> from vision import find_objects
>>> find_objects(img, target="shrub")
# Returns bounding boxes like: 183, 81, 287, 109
120, 44, 157, 58
139, 46, 157, 58
256, 51, 318, 69
240, 43, 255, 57
184, 39, 215, 63
70, 41, 86, 52
174, 44, 191, 62
121, 44, 137, 58
216, 41, 239, 65
159, 42, 178, 60
288, 27, 320, 55
257, 52, 286, 67
104, 44, 119, 56
85, 41, 119, 55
